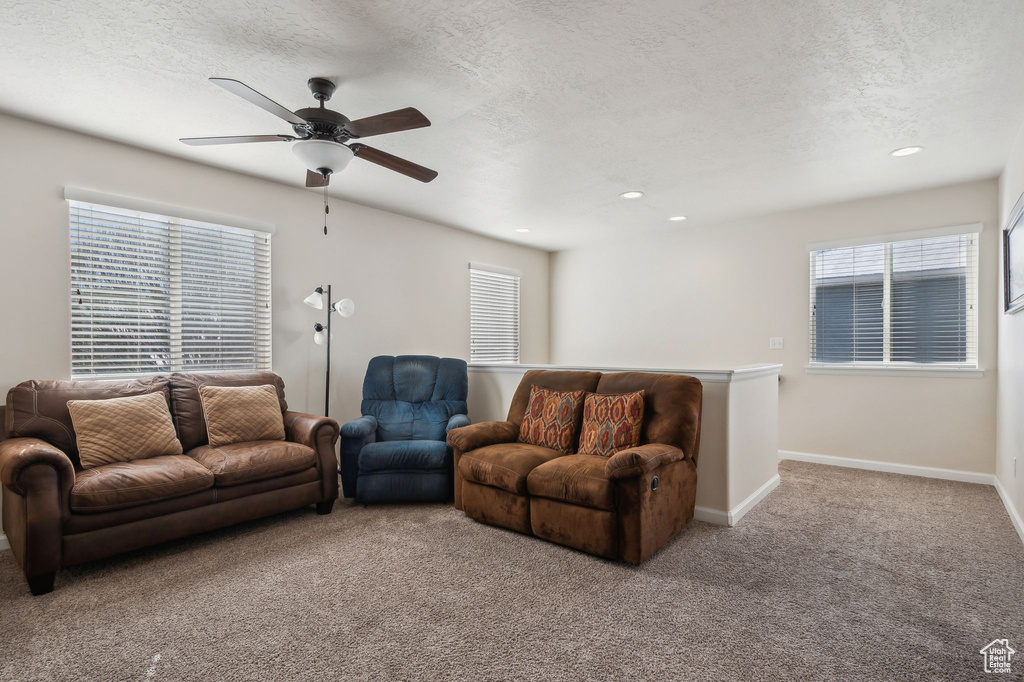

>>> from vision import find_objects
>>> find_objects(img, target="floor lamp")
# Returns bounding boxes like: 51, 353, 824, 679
303, 285, 355, 416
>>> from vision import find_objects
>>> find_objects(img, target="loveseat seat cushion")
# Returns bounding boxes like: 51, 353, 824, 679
70, 455, 214, 512
358, 439, 449, 472
187, 440, 316, 487
526, 454, 617, 511
458, 442, 563, 495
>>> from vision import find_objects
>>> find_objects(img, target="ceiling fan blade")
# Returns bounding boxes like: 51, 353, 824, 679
180, 134, 295, 146
306, 169, 330, 187
346, 107, 431, 138
209, 78, 308, 126
350, 144, 438, 183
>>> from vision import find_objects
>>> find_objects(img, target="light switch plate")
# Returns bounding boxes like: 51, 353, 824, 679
769, 337, 784, 350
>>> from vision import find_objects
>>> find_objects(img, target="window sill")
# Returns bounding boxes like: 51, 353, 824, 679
805, 364, 984, 378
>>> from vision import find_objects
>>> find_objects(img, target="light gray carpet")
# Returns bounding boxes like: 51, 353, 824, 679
0, 461, 1021, 681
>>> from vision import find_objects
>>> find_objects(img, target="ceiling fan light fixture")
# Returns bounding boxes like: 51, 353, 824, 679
292, 139, 354, 174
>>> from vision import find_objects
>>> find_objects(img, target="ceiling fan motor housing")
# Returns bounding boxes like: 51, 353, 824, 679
307, 77, 336, 102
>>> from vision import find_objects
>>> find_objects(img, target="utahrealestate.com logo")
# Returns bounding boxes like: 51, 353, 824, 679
980, 639, 1015, 674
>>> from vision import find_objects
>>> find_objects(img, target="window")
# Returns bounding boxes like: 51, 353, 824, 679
469, 263, 520, 364
70, 199, 272, 377
809, 228, 978, 370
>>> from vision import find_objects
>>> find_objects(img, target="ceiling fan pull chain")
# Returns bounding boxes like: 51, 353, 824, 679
323, 184, 329, 235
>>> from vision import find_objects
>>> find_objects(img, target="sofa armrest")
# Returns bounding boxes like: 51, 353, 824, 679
0, 438, 75, 498
447, 420, 518, 452
446, 413, 470, 434
605, 443, 685, 480
283, 411, 340, 502
284, 411, 340, 452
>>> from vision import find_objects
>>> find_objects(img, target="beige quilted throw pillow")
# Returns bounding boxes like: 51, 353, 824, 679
68, 392, 183, 469
199, 384, 286, 447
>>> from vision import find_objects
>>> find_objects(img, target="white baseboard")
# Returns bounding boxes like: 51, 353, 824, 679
994, 478, 1024, 548
730, 474, 781, 525
694, 473, 782, 527
0, 533, 8, 552
779, 450, 995, 485
693, 506, 730, 525
780, 449, 1024, 548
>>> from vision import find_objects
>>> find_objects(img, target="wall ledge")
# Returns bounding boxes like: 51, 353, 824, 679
469, 362, 782, 384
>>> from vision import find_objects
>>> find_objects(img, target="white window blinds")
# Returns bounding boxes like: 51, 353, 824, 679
70, 200, 271, 377
470, 264, 520, 364
809, 231, 978, 367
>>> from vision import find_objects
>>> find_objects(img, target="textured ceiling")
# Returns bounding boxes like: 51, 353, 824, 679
2, 0, 1024, 249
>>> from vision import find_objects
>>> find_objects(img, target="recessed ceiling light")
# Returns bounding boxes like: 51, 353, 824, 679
890, 146, 923, 157
620, 191, 644, 199
515, 228, 530, 233
669, 216, 687, 222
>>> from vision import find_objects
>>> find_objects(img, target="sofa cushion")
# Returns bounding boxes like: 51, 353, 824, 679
5, 376, 171, 468
187, 440, 316, 487
458, 442, 563, 495
358, 439, 450, 472
595, 372, 703, 460
169, 372, 287, 452
505, 369, 602, 425
517, 385, 586, 454
70, 455, 214, 512
199, 384, 286, 447
67, 392, 183, 468
577, 391, 645, 457
527, 454, 616, 511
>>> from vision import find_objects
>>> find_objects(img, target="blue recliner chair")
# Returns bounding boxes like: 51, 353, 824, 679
341, 355, 469, 503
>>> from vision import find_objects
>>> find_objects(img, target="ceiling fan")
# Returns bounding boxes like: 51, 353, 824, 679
180, 77, 438, 187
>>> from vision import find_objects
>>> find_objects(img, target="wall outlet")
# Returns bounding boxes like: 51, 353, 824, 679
769, 337, 784, 350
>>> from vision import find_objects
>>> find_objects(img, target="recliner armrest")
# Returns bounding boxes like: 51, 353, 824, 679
339, 415, 377, 499
0, 437, 75, 497
605, 443, 685, 480
341, 415, 377, 441
446, 414, 470, 433
447, 420, 518, 452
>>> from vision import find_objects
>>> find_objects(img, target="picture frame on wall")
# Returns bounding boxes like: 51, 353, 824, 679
1006, 190, 1024, 314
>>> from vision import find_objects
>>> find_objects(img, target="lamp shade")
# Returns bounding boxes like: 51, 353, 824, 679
303, 288, 324, 309
313, 328, 327, 345
332, 298, 356, 318
292, 139, 354, 174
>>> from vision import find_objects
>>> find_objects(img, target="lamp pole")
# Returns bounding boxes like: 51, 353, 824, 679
324, 284, 332, 417
305, 285, 354, 417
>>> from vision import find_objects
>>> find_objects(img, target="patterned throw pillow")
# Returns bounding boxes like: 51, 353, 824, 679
517, 385, 586, 454
577, 391, 646, 457
67, 392, 183, 469
199, 384, 286, 447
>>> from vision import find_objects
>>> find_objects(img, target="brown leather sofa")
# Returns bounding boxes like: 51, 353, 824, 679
0, 372, 339, 595
448, 370, 702, 564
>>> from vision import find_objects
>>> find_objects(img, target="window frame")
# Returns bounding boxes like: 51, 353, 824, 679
806, 224, 983, 378
68, 194, 273, 379
468, 262, 521, 365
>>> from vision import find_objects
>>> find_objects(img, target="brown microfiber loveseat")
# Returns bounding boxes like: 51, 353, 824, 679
448, 370, 702, 564
0, 372, 339, 595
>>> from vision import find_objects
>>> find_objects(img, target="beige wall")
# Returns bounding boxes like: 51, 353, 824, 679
550, 179, 1000, 474
0, 113, 550, 424
997, 122, 1024, 525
